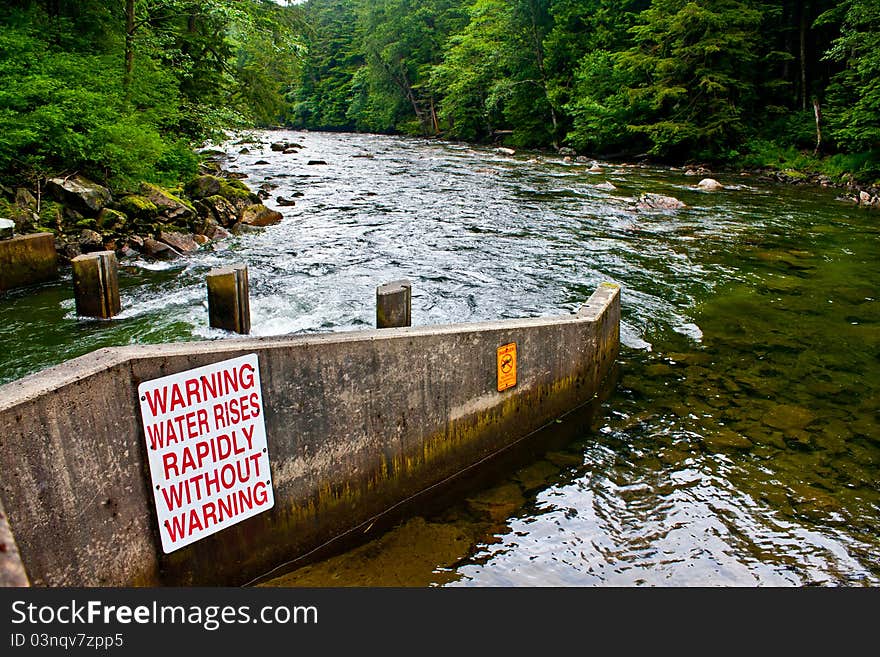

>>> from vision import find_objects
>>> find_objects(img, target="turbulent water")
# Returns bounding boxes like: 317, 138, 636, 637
1, 130, 877, 586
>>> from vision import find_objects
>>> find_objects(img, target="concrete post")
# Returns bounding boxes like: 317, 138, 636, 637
0, 233, 58, 291
376, 279, 411, 328
71, 251, 121, 319
207, 264, 250, 334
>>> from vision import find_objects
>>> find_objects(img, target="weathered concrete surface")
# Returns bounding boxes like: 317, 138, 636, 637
0, 233, 58, 292
0, 495, 29, 586
0, 284, 619, 586
72, 251, 121, 318
207, 264, 250, 334
376, 279, 412, 328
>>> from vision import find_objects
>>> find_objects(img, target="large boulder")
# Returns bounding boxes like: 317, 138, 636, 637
46, 176, 111, 214
159, 230, 200, 254
140, 183, 195, 224
14, 188, 37, 211
116, 194, 159, 221
194, 216, 225, 240
142, 237, 178, 260
240, 204, 283, 227
97, 208, 128, 232
186, 175, 259, 214
196, 195, 239, 228
78, 229, 104, 253
698, 178, 723, 191
186, 175, 222, 199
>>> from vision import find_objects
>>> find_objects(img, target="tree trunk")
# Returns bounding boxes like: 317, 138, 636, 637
800, 3, 808, 112
430, 95, 440, 136
124, 0, 135, 95
813, 98, 822, 155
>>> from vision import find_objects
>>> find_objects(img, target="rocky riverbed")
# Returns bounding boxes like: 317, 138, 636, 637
0, 147, 289, 268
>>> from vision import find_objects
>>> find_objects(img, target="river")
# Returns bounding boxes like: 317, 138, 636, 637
1, 130, 877, 586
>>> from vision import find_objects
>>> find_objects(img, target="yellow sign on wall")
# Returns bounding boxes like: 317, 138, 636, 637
497, 343, 517, 392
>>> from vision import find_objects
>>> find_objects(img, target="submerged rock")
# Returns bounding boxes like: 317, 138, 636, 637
465, 483, 525, 522
514, 460, 558, 492
698, 178, 723, 191
702, 428, 753, 451
762, 404, 816, 431
636, 193, 686, 211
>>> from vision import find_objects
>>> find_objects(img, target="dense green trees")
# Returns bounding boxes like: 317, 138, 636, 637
1, 0, 878, 187
0, 0, 301, 188
291, 0, 878, 178
822, 0, 880, 152
618, 0, 764, 160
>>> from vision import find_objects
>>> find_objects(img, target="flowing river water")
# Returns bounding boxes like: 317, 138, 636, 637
1, 130, 878, 586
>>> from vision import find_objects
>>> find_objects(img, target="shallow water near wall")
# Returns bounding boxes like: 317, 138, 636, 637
1, 130, 878, 586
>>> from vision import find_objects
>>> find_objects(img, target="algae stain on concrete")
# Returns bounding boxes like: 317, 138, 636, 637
260, 516, 491, 587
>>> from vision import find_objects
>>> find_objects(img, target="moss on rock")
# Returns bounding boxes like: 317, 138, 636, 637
117, 194, 159, 220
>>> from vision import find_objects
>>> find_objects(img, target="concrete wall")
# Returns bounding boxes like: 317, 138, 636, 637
0, 283, 619, 586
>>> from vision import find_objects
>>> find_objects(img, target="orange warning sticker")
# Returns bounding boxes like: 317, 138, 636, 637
497, 343, 517, 392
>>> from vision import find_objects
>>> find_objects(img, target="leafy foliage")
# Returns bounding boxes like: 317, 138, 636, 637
822, 0, 880, 152
0, 1, 302, 187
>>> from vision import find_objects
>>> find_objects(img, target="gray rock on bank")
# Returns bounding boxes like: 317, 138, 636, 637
47, 176, 112, 214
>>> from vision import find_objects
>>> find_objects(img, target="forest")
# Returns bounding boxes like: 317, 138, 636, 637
0, 0, 878, 193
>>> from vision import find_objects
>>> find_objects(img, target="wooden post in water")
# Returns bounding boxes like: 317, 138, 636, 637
207, 264, 250, 334
376, 279, 411, 328
71, 251, 121, 319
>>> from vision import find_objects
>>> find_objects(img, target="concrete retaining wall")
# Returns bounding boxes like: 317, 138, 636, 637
0, 283, 619, 586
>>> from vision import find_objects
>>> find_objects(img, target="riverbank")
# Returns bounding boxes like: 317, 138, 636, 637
526, 139, 880, 209
0, 154, 285, 276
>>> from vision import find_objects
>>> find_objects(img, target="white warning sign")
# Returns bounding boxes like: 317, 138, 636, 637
137, 353, 274, 553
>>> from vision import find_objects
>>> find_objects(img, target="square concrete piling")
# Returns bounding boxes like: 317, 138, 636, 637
376, 279, 412, 328
71, 251, 121, 319
207, 264, 251, 334
0, 233, 58, 292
